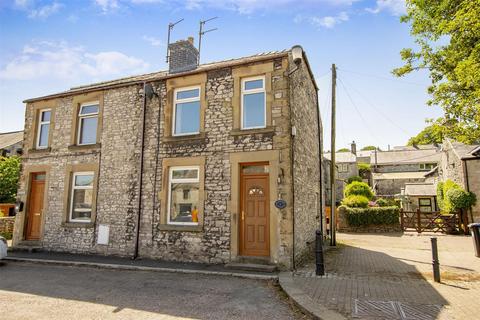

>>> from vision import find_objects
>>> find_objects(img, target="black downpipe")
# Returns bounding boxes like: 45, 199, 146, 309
133, 82, 148, 260
315, 89, 324, 234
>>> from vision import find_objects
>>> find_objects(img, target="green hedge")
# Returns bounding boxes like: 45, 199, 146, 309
342, 206, 400, 226
342, 195, 369, 208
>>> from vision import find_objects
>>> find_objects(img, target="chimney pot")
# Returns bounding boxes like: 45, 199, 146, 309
188, 36, 194, 45
351, 140, 357, 155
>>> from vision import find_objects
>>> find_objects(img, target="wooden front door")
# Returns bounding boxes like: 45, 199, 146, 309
26, 172, 46, 240
240, 164, 270, 257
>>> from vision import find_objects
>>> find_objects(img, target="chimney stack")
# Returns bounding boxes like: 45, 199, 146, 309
351, 140, 357, 155
168, 37, 199, 74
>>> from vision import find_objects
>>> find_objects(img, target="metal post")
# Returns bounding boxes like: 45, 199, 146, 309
315, 230, 325, 276
400, 208, 404, 230
431, 237, 441, 282
330, 63, 337, 247
416, 208, 421, 233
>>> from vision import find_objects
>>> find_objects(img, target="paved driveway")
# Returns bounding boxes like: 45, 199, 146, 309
290, 232, 480, 320
0, 262, 305, 320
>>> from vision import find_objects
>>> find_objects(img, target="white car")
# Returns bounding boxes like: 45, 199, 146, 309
0, 236, 7, 260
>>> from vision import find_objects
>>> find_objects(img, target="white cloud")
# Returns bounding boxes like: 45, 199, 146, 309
142, 35, 163, 47
366, 0, 406, 16
13, 0, 63, 19
94, 0, 119, 13
295, 11, 349, 29
0, 41, 149, 80
93, 0, 358, 14
28, 2, 62, 19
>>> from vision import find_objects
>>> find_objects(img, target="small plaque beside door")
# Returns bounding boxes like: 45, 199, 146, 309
275, 199, 287, 209
97, 224, 109, 245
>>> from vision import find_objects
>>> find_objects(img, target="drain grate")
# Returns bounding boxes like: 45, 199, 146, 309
353, 299, 444, 320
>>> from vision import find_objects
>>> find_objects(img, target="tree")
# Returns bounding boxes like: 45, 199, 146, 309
0, 156, 21, 203
361, 146, 377, 151
393, 0, 480, 144
337, 148, 350, 152
407, 119, 444, 145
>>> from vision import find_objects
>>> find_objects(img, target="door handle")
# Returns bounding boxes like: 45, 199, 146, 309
34, 213, 41, 216
241, 211, 245, 221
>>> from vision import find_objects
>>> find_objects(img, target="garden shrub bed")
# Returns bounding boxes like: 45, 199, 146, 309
343, 206, 399, 226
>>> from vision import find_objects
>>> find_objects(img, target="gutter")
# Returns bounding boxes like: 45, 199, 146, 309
133, 82, 148, 260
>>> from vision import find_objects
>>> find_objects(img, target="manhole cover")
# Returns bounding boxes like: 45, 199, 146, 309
353, 299, 445, 320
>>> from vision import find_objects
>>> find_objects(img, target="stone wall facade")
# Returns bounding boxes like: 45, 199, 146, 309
0, 217, 15, 235
290, 56, 321, 266
13, 51, 322, 270
375, 178, 425, 196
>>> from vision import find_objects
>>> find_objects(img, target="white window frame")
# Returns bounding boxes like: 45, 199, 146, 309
69, 171, 94, 223
241, 75, 266, 130
172, 86, 201, 136
167, 166, 200, 226
77, 101, 99, 146
36, 108, 51, 149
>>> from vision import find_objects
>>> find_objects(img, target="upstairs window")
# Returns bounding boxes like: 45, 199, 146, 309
419, 163, 435, 171
173, 87, 200, 136
241, 76, 266, 129
338, 164, 349, 173
78, 102, 99, 145
70, 172, 94, 223
36, 109, 51, 149
168, 166, 200, 225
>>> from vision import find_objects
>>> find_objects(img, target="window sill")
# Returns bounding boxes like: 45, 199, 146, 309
230, 126, 275, 136
61, 222, 95, 228
157, 224, 203, 232
162, 132, 207, 145
68, 143, 101, 151
28, 147, 51, 154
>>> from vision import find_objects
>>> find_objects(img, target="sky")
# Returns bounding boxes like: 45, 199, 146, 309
0, 0, 444, 151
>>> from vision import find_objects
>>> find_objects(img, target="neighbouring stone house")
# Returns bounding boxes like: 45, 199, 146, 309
401, 183, 438, 212
440, 139, 480, 222
371, 146, 441, 196
12, 40, 323, 269
0, 130, 23, 157
324, 143, 358, 202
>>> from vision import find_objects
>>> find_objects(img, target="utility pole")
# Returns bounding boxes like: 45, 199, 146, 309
330, 64, 337, 247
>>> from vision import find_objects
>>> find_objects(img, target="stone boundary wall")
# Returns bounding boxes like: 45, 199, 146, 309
337, 206, 401, 233
0, 217, 15, 235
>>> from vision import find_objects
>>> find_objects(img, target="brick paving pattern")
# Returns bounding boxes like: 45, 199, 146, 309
291, 232, 480, 320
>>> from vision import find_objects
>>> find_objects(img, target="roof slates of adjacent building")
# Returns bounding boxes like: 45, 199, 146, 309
371, 148, 441, 165
0, 131, 23, 149
404, 183, 437, 196
450, 141, 480, 160
324, 152, 356, 163
24, 50, 290, 103
372, 171, 428, 180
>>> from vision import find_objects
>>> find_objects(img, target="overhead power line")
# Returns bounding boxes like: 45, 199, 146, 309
337, 68, 430, 86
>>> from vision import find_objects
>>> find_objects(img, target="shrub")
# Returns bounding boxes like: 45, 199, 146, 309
358, 163, 371, 177
0, 231, 12, 240
376, 198, 389, 207
0, 156, 21, 203
347, 175, 363, 184
446, 188, 477, 211
344, 181, 374, 200
343, 206, 400, 226
342, 195, 369, 208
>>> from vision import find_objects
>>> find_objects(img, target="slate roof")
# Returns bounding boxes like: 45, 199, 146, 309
371, 148, 441, 165
324, 152, 356, 163
372, 172, 428, 180
449, 140, 480, 160
404, 183, 437, 196
24, 50, 291, 103
0, 131, 23, 150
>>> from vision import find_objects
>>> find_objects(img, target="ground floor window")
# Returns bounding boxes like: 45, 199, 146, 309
167, 166, 200, 225
418, 198, 432, 212
69, 172, 94, 222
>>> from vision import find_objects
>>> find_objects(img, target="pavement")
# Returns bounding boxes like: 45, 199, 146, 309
0, 262, 308, 320
279, 232, 480, 320
5, 250, 278, 280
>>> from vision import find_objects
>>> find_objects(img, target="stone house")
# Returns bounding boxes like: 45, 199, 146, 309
439, 139, 480, 222
371, 146, 441, 196
12, 40, 323, 270
401, 183, 438, 212
324, 145, 358, 202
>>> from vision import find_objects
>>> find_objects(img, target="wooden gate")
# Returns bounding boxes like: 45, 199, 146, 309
400, 209, 468, 234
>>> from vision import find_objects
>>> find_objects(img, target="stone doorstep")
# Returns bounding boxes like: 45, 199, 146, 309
9, 242, 42, 253
224, 262, 277, 273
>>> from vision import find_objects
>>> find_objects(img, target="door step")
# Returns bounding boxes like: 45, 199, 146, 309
225, 262, 277, 273
10, 241, 42, 253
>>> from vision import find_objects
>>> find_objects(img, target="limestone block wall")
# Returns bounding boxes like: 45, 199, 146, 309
289, 53, 321, 266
